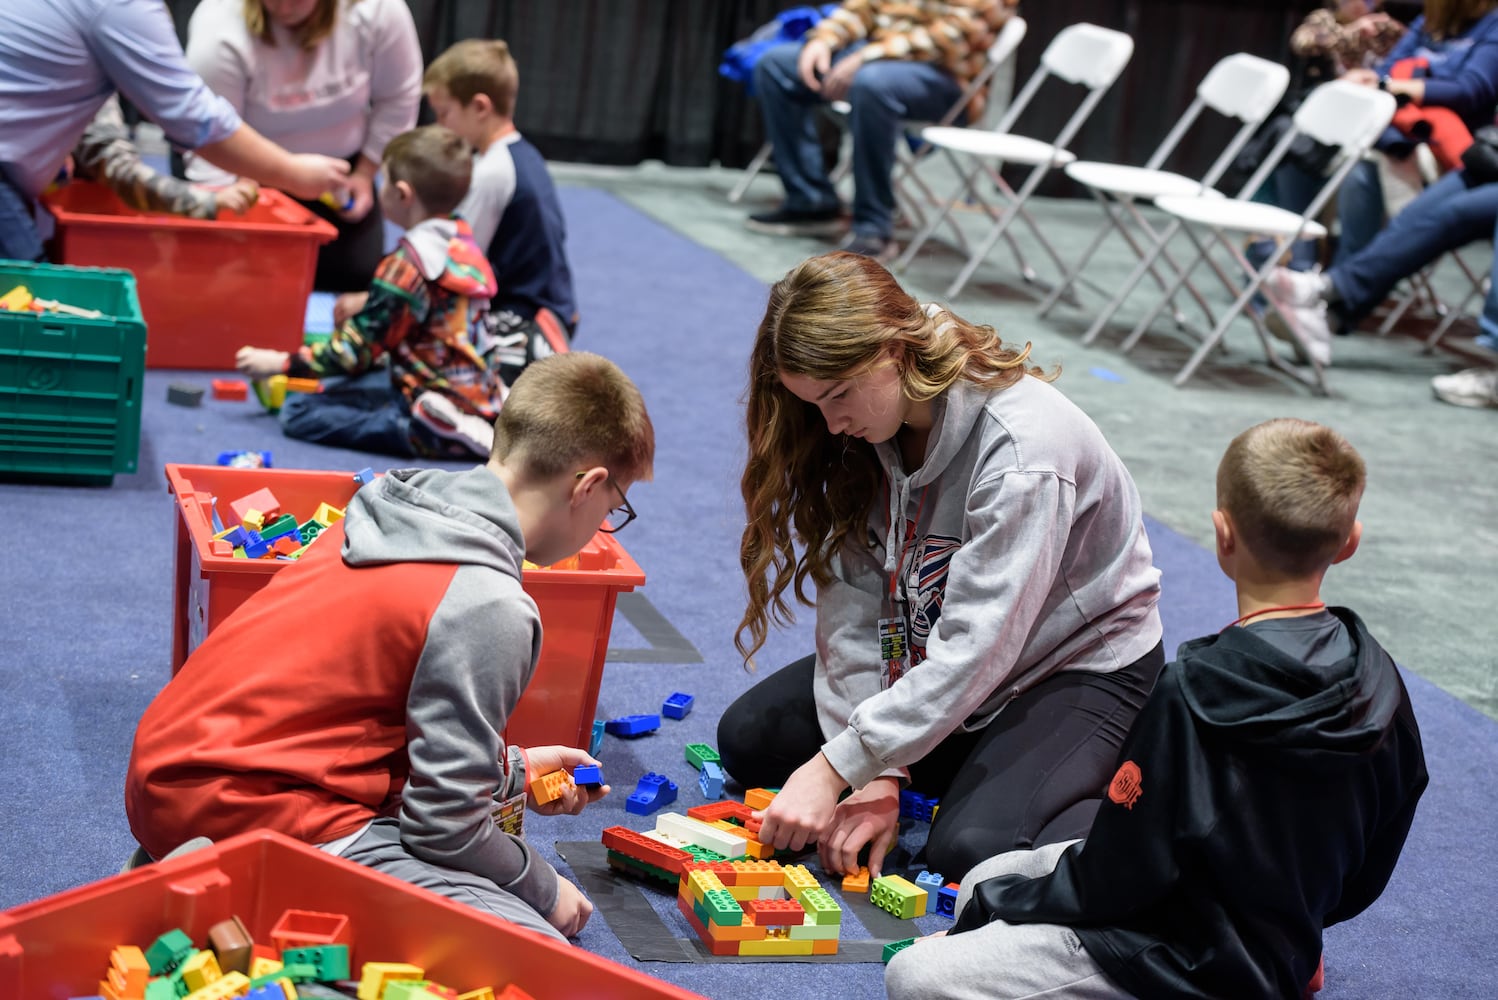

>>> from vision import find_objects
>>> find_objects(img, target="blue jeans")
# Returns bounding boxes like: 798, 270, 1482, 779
279, 372, 418, 457
1249, 162, 1323, 273
753, 41, 962, 239
1328, 168, 1498, 339
1334, 159, 1385, 267
0, 168, 43, 261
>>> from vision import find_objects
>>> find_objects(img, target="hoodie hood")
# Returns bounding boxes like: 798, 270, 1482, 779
401, 216, 498, 298
342, 466, 522, 577
1173, 607, 1403, 768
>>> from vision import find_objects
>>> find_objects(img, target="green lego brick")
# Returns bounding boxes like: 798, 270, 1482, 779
684, 743, 721, 770
145, 929, 194, 975
870, 874, 928, 919
702, 888, 744, 926
883, 937, 917, 963
145, 979, 178, 1000
801, 887, 843, 924
383, 982, 437, 1000
682, 843, 727, 864
606, 848, 679, 884
281, 945, 349, 982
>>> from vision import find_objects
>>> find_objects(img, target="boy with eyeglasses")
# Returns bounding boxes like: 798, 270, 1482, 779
126, 352, 654, 943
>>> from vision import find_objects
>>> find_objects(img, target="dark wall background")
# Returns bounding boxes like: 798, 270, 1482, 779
162, 1, 1426, 194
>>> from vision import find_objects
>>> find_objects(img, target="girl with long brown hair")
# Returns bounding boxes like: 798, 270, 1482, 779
719, 252, 1165, 881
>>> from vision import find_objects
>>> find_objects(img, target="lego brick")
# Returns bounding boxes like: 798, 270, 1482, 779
842, 866, 871, 894
686, 800, 755, 825
183, 971, 250, 1000
145, 930, 194, 977
229, 487, 280, 524
356, 963, 425, 1000
206, 916, 253, 975
625, 772, 678, 815
698, 760, 725, 800
899, 789, 939, 823
788, 921, 842, 940
217, 450, 272, 469
743, 788, 777, 811
211, 378, 248, 401
870, 874, 928, 919
729, 860, 785, 887
178, 949, 222, 992
656, 812, 746, 858
167, 382, 205, 407
588, 719, 605, 757
105, 944, 149, 998
675, 895, 742, 957
810, 938, 841, 955
915, 870, 945, 891
936, 882, 960, 917
661, 692, 694, 720
604, 714, 661, 738
683, 743, 720, 770
281, 944, 350, 982
738, 937, 814, 957
601, 825, 691, 875
606, 850, 678, 885
572, 763, 604, 786
529, 769, 573, 807
800, 887, 843, 925
353, 468, 375, 485
882, 937, 917, 964
269, 909, 351, 952
311, 502, 345, 525
742, 898, 805, 926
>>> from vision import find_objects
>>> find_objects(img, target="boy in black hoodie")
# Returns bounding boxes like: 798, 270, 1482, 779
886, 418, 1428, 1000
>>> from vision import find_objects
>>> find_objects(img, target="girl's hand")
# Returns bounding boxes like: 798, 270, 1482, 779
753, 752, 847, 853
819, 776, 900, 877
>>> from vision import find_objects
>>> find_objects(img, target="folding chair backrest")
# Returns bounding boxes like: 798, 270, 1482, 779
1142, 53, 1290, 184
1238, 80, 1395, 213
988, 23, 1133, 151
1041, 23, 1134, 90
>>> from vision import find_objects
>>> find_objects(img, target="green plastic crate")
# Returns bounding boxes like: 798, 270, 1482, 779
0, 261, 146, 485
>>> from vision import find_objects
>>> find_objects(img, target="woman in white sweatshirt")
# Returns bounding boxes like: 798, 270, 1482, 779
185, 0, 422, 291
719, 251, 1165, 882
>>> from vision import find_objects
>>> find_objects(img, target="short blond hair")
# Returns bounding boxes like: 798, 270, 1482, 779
382, 125, 472, 216
424, 39, 520, 118
493, 352, 655, 484
1217, 418, 1365, 577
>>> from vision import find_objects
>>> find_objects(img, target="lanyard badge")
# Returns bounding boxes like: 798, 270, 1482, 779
878, 613, 909, 688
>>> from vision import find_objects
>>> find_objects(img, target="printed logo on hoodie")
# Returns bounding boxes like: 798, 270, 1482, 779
908, 532, 961, 667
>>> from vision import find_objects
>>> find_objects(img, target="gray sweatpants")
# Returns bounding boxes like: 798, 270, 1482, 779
339, 817, 567, 944
885, 839, 1136, 1000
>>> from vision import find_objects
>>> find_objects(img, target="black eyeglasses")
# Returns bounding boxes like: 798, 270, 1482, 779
579, 472, 637, 533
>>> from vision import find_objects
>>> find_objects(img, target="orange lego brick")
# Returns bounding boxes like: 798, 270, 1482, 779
676, 894, 742, 956
842, 866, 871, 894
744, 788, 777, 811
811, 938, 840, 955
529, 768, 573, 806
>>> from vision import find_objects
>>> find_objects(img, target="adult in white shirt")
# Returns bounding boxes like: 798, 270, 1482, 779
186, 0, 423, 292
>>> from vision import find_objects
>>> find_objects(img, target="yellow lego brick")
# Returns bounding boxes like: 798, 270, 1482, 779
184, 971, 249, 1000
456, 991, 496, 1000
744, 788, 776, 811
687, 869, 725, 902
312, 502, 345, 525
738, 937, 815, 956
241, 510, 265, 532
725, 884, 762, 901
356, 963, 425, 1000
248, 956, 284, 978
179, 950, 223, 992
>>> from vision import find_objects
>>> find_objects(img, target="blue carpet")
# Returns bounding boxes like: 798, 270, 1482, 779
0, 186, 1494, 999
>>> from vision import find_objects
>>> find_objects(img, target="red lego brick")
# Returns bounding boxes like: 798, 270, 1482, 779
743, 898, 806, 926
688, 800, 757, 826
229, 487, 281, 524
601, 826, 691, 875
676, 894, 743, 957
211, 378, 249, 401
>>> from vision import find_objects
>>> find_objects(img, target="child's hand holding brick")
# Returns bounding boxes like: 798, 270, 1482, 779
235, 346, 290, 379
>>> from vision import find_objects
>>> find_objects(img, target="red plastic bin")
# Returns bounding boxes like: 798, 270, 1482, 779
0, 829, 702, 1000
41, 181, 336, 370
166, 464, 647, 750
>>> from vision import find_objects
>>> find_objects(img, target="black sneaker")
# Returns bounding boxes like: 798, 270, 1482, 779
840, 232, 899, 264
746, 204, 846, 236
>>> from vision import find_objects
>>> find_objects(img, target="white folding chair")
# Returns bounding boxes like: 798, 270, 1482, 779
892, 22, 1135, 299
1036, 53, 1290, 330
1109, 80, 1396, 392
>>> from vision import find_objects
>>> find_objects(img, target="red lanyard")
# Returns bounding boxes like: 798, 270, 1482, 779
886, 484, 930, 604
1224, 602, 1326, 631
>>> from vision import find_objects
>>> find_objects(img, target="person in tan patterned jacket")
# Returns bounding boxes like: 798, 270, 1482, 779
744, 0, 1017, 261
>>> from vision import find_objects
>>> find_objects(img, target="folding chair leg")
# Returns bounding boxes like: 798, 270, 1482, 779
728, 142, 773, 204
1036, 202, 1116, 317
894, 153, 984, 271
1118, 225, 1209, 353
1080, 220, 1182, 345
946, 164, 1056, 299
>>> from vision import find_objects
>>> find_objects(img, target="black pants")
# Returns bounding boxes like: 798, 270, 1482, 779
299, 194, 386, 293
716, 642, 1165, 881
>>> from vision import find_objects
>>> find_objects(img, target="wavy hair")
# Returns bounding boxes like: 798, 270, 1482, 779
735, 252, 1053, 664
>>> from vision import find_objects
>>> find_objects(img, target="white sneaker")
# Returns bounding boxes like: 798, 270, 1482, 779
1431, 367, 1498, 408
1262, 267, 1332, 366
411, 391, 495, 457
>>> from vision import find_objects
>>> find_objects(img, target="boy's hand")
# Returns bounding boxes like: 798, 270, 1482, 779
524, 745, 609, 815
216, 179, 260, 215
546, 878, 593, 938
235, 346, 290, 378
340, 171, 375, 223
333, 291, 369, 325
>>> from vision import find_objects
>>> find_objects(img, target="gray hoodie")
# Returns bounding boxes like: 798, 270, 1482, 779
343, 465, 557, 913
817, 374, 1164, 789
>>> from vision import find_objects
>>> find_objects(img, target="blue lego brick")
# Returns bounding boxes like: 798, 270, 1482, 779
698, 760, 725, 799
625, 772, 678, 815
899, 789, 938, 823
241, 531, 270, 559
662, 691, 695, 720
353, 467, 375, 484
219, 525, 249, 548
915, 870, 944, 891
217, 450, 273, 469
605, 713, 661, 738
574, 763, 604, 786
589, 719, 605, 757
936, 882, 960, 917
